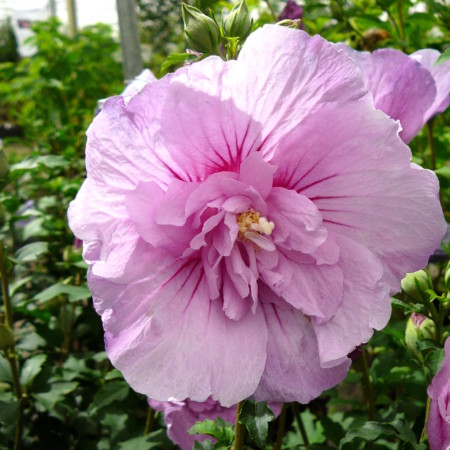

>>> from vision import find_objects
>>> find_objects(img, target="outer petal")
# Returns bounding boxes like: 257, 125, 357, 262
411, 49, 450, 122
86, 79, 185, 189
426, 338, 450, 450
161, 57, 263, 180
90, 259, 268, 407
253, 286, 350, 403
271, 97, 446, 292
230, 25, 367, 158
313, 235, 391, 367
68, 178, 150, 282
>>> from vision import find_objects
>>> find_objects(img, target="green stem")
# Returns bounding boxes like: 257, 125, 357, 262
62, 303, 75, 357
428, 300, 441, 344
361, 348, 376, 422
0, 242, 23, 450
396, 1, 406, 48
144, 406, 154, 435
0, 243, 13, 329
264, 0, 277, 21
291, 403, 309, 446
420, 396, 431, 443
274, 404, 287, 450
233, 401, 246, 450
426, 121, 436, 170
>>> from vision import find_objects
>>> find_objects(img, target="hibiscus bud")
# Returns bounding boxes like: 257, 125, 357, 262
401, 270, 433, 303
223, 0, 252, 41
445, 262, 450, 291
182, 4, 220, 54
405, 313, 436, 360
0, 323, 14, 350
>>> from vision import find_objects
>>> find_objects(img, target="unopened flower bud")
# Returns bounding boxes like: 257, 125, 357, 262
445, 262, 450, 291
405, 313, 436, 360
223, 0, 252, 40
182, 4, 220, 54
401, 270, 433, 303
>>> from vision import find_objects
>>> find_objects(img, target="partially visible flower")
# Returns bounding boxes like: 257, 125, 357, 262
410, 49, 450, 123
336, 45, 437, 143
68, 25, 445, 407
279, 0, 303, 21
149, 397, 281, 450
426, 338, 450, 450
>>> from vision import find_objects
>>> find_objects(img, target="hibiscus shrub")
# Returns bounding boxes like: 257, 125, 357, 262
0, 1, 449, 450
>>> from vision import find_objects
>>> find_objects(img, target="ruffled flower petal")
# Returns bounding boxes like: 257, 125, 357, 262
254, 286, 351, 403
90, 259, 268, 407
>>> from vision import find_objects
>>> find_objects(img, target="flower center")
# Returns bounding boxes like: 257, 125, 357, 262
237, 210, 275, 236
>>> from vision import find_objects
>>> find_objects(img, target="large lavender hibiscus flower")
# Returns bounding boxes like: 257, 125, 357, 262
68, 25, 445, 406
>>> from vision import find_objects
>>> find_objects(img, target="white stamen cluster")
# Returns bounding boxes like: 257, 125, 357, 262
250, 217, 275, 235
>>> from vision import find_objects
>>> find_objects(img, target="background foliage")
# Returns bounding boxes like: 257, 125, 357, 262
0, 1, 448, 449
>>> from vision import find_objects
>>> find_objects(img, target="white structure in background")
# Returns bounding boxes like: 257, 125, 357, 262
0, 0, 118, 57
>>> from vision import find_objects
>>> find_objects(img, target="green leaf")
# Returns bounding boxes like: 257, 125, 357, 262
104, 369, 123, 381
10, 155, 68, 174
435, 166, 450, 180
89, 380, 130, 415
189, 417, 233, 445
340, 420, 420, 449
33, 381, 78, 410
13, 241, 48, 263
117, 435, 157, 450
193, 441, 214, 450
0, 324, 14, 350
425, 348, 445, 377
20, 354, 47, 386
0, 354, 12, 383
161, 53, 198, 76
0, 398, 19, 426
34, 282, 91, 303
435, 48, 450, 66
118, 429, 175, 449
238, 400, 275, 448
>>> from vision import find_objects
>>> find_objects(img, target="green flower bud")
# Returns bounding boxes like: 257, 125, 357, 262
445, 261, 450, 291
182, 4, 220, 54
223, 0, 252, 40
0, 323, 14, 350
401, 270, 433, 303
405, 313, 436, 360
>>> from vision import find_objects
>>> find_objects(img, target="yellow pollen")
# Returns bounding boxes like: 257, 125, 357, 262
237, 210, 275, 236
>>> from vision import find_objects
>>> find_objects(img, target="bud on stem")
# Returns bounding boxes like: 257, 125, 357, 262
182, 4, 221, 54
223, 0, 252, 41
